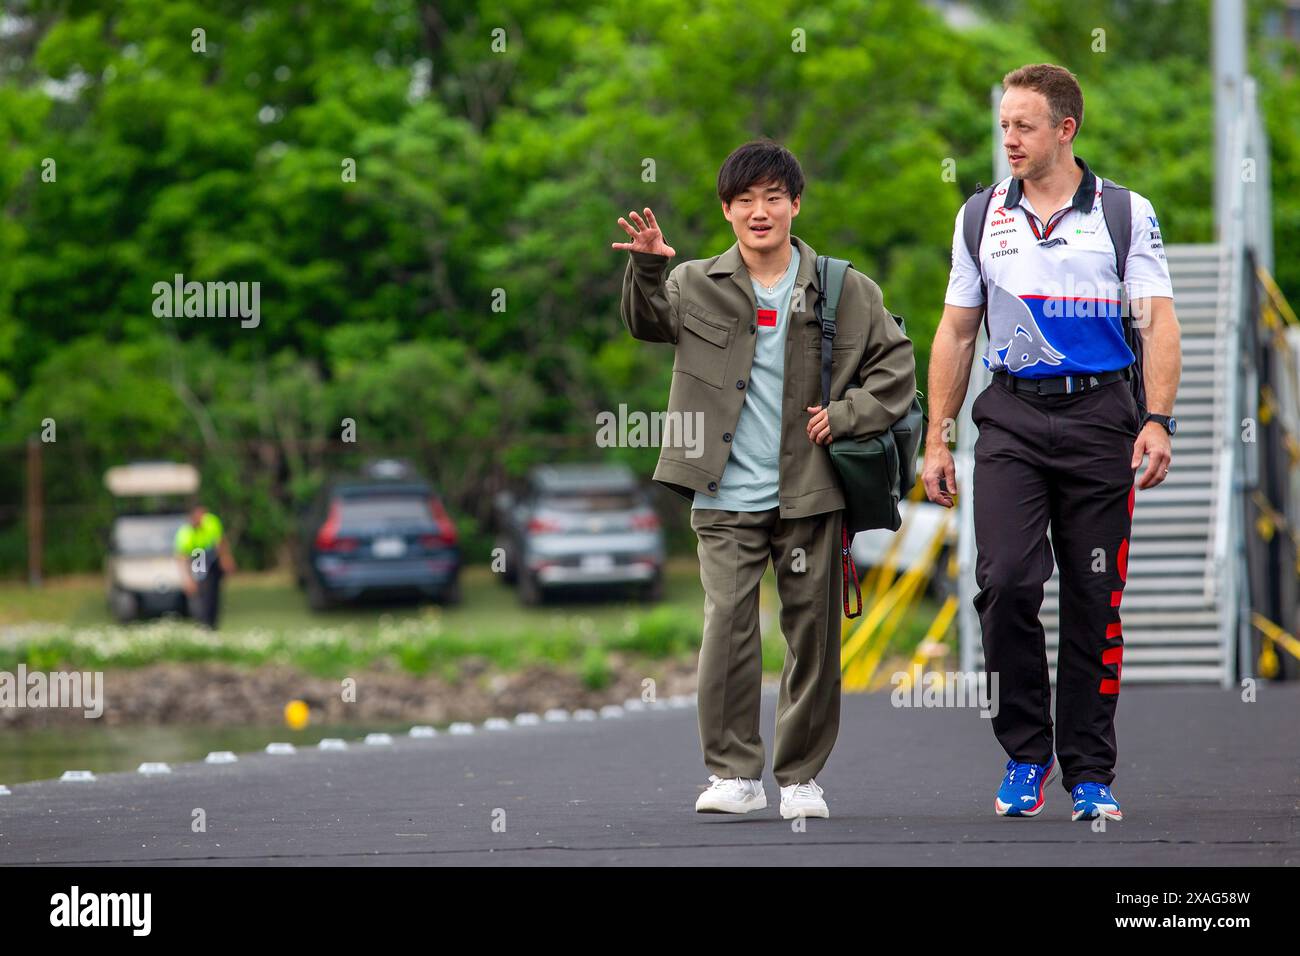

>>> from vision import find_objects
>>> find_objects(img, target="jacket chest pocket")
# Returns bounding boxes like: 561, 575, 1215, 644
674, 306, 734, 388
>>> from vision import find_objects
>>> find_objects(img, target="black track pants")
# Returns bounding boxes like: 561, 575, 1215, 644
192, 554, 224, 630
972, 378, 1140, 791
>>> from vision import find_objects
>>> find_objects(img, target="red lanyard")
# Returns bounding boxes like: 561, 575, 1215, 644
1025, 205, 1071, 242
841, 524, 862, 618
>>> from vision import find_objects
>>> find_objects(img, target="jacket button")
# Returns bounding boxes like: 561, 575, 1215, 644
736, 380, 745, 389
722, 432, 732, 442
707, 481, 718, 491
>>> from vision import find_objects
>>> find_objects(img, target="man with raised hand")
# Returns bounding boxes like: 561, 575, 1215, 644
613, 140, 916, 819
923, 64, 1181, 823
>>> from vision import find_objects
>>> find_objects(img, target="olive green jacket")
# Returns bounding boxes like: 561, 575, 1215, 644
619, 235, 917, 518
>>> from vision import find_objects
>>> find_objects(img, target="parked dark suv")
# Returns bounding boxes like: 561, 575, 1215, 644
295, 460, 460, 610
494, 463, 665, 605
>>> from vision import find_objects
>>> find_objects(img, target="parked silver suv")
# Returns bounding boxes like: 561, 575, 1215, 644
494, 464, 665, 605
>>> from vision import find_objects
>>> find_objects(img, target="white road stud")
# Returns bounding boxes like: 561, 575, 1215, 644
318, 738, 348, 751
543, 708, 570, 722
364, 733, 393, 746
483, 718, 510, 731
60, 770, 96, 783
409, 725, 437, 738
265, 742, 296, 755
514, 712, 541, 726
449, 722, 475, 735
205, 751, 237, 764
137, 763, 172, 775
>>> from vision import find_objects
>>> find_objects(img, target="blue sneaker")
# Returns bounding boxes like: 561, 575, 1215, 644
1071, 782, 1123, 821
994, 756, 1057, 817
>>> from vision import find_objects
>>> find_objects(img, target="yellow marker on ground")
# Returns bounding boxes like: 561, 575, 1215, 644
284, 699, 310, 730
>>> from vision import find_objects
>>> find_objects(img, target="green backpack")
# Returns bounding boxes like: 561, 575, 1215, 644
816, 255, 926, 615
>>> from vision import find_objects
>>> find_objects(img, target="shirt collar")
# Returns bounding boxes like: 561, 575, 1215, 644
1003, 156, 1097, 215
708, 235, 819, 290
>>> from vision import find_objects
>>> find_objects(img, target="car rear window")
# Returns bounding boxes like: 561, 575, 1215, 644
340, 495, 434, 526
538, 493, 640, 512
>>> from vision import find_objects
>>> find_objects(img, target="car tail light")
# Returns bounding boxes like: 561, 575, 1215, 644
428, 497, 458, 545
315, 501, 359, 552
630, 512, 660, 531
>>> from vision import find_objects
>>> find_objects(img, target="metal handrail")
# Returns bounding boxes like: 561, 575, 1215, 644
1208, 75, 1272, 685
1207, 79, 1249, 610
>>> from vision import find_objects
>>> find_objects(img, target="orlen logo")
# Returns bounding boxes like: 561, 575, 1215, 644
991, 217, 1015, 227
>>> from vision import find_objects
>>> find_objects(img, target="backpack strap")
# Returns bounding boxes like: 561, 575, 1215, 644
1099, 180, 1134, 335
816, 255, 853, 408
815, 254, 863, 619
1099, 178, 1147, 415
961, 184, 997, 335
1100, 179, 1131, 293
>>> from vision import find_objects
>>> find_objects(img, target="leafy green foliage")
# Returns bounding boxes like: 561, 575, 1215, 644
1, 0, 1294, 573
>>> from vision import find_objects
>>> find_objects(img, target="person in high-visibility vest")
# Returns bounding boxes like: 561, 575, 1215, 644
174, 502, 237, 629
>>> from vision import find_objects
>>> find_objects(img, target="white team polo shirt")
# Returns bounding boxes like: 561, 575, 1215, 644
944, 157, 1173, 379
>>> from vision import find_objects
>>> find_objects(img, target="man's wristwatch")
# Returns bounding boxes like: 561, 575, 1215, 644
1142, 412, 1177, 436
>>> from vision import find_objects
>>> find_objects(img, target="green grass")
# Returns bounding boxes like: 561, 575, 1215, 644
0, 561, 944, 676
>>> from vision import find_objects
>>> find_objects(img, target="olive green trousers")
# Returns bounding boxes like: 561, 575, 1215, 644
689, 506, 843, 787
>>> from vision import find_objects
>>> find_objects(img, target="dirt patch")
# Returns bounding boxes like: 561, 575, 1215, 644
0, 655, 701, 729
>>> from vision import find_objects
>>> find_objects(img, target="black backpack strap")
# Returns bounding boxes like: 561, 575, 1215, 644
1100, 179, 1131, 290
816, 254, 864, 619
961, 184, 996, 335
1100, 178, 1146, 416
815, 255, 853, 408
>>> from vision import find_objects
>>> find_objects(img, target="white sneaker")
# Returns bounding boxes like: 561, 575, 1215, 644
780, 779, 829, 819
695, 774, 767, 814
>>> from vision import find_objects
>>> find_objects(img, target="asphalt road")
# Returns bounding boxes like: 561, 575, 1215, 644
1, 685, 1296, 866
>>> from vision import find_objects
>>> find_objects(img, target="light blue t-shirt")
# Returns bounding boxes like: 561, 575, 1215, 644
693, 245, 800, 512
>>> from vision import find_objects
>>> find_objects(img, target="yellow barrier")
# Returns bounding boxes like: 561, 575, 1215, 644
1252, 612, 1300, 679
841, 503, 953, 692
1258, 267, 1300, 327
882, 594, 959, 694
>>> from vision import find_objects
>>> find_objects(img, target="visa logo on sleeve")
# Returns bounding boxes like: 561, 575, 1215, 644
756, 308, 777, 327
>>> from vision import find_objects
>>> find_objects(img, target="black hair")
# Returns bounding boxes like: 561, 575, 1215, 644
716, 140, 805, 205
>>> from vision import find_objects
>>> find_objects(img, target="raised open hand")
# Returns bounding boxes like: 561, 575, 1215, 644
612, 207, 676, 258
